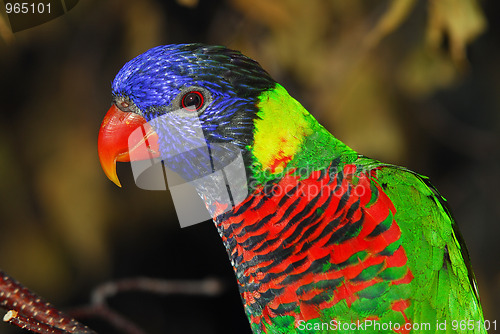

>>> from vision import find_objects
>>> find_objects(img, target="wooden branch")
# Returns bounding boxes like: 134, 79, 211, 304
1, 269, 226, 334
0, 270, 95, 334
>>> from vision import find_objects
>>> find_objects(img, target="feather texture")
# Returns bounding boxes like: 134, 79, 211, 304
106, 44, 485, 334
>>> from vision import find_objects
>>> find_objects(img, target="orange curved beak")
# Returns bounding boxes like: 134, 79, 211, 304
97, 104, 160, 187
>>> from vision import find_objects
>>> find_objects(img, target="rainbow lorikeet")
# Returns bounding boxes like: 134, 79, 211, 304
97, 44, 485, 333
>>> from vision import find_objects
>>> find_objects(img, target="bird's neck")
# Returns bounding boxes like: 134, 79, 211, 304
247, 84, 357, 186
190, 84, 357, 219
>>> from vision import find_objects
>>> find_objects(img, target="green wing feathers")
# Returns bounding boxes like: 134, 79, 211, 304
374, 166, 484, 333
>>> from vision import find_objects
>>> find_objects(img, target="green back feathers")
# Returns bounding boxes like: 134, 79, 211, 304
373, 166, 485, 333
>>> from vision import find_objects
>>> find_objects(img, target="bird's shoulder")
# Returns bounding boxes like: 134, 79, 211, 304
352, 159, 485, 330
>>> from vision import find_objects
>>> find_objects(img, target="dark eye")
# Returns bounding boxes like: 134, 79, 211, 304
181, 91, 204, 111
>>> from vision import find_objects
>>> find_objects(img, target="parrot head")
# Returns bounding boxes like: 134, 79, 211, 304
98, 44, 277, 188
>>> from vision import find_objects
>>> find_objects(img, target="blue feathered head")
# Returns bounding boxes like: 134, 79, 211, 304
98, 44, 276, 186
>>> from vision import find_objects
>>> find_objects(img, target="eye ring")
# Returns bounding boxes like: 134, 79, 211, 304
181, 91, 204, 111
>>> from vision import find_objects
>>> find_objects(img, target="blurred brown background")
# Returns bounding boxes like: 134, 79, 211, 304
0, 0, 498, 333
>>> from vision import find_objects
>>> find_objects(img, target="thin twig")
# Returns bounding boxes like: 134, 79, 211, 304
68, 277, 226, 334
70, 305, 147, 334
90, 277, 224, 305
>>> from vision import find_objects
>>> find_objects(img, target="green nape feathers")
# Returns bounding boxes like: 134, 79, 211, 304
250, 84, 357, 184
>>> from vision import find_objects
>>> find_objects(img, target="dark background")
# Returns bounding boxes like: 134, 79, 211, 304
0, 0, 498, 333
